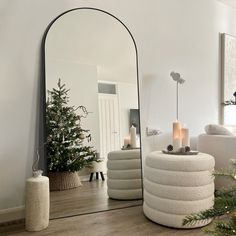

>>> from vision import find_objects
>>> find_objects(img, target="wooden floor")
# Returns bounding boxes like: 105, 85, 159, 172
50, 179, 142, 219
0, 206, 208, 236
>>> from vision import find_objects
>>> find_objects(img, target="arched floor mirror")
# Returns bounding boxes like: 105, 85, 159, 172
42, 8, 142, 219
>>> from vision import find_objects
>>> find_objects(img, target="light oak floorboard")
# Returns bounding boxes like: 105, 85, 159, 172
1, 206, 208, 236
50, 179, 142, 219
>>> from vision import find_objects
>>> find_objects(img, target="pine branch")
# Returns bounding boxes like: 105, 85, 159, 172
214, 169, 236, 181
231, 159, 236, 167
183, 208, 222, 226
205, 219, 236, 236
215, 196, 236, 210
183, 209, 220, 226
183, 196, 236, 226
216, 187, 236, 198
183, 159, 236, 235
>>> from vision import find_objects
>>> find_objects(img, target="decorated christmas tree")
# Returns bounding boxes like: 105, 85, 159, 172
183, 160, 236, 235
46, 79, 98, 173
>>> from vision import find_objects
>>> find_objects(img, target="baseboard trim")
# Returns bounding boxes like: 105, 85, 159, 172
0, 206, 25, 224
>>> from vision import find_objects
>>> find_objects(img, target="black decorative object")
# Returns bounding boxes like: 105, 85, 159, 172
163, 144, 198, 155
223, 90, 236, 106
121, 144, 140, 150
167, 145, 173, 151
185, 146, 191, 152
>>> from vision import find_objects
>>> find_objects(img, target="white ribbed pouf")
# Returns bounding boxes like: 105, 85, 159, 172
143, 151, 215, 229
107, 149, 142, 200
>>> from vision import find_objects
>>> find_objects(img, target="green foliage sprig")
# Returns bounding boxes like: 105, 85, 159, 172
183, 160, 236, 235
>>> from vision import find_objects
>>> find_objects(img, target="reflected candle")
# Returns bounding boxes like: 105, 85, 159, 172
130, 125, 137, 148
124, 136, 130, 148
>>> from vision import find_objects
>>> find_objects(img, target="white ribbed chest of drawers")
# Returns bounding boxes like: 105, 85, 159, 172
143, 151, 215, 228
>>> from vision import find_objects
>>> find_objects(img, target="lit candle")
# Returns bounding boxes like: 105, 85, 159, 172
173, 138, 182, 151
173, 120, 182, 151
182, 125, 190, 147
124, 136, 130, 148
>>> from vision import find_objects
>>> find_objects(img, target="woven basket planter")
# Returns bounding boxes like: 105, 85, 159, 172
48, 171, 82, 191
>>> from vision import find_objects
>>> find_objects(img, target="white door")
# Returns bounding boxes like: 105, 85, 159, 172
98, 93, 120, 163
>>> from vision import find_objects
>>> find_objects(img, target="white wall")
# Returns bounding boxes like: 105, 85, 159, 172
139, 0, 236, 156
44, 9, 137, 84
1, 0, 236, 214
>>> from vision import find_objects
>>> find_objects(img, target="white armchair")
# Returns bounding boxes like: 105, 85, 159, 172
198, 134, 236, 189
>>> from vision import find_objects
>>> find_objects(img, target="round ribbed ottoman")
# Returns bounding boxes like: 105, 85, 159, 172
107, 149, 142, 200
143, 151, 215, 228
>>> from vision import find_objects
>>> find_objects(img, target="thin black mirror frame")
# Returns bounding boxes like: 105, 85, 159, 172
41, 7, 143, 218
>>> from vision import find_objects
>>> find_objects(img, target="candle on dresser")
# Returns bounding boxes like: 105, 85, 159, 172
182, 126, 190, 147
130, 125, 137, 148
124, 136, 130, 148
173, 120, 182, 151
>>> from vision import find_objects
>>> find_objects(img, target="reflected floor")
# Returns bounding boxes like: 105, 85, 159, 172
50, 178, 142, 219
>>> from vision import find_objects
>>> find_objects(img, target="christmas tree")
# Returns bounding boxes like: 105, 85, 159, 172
183, 160, 236, 235
46, 79, 98, 172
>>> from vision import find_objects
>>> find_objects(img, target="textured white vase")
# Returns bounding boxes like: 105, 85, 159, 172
25, 171, 49, 231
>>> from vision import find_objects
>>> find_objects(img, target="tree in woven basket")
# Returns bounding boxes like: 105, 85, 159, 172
46, 79, 98, 173
183, 160, 236, 235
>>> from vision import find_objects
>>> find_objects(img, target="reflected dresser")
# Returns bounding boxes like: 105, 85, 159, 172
107, 149, 142, 200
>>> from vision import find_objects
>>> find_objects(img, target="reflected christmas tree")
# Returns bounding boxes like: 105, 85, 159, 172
46, 79, 98, 173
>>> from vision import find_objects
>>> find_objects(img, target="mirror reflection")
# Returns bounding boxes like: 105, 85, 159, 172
222, 34, 236, 125
45, 9, 142, 219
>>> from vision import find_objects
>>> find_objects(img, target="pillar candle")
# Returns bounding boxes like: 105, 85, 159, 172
182, 126, 190, 147
130, 125, 137, 148
173, 120, 182, 151
124, 136, 130, 148
173, 138, 182, 151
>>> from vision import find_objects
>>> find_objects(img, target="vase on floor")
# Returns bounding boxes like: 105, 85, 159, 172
48, 171, 82, 191
25, 170, 49, 231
